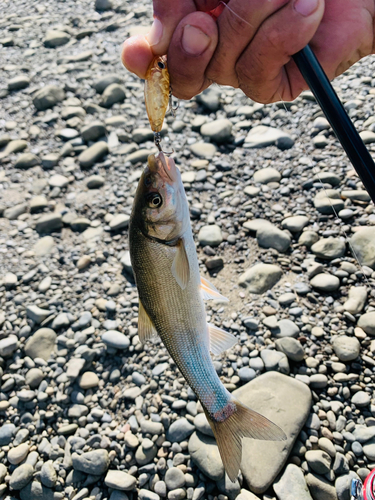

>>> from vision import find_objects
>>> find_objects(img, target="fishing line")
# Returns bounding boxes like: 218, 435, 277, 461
277, 94, 371, 288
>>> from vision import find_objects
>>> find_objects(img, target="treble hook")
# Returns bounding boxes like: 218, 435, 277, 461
168, 87, 179, 117
154, 132, 174, 156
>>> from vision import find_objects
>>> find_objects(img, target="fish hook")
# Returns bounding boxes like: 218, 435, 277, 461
154, 132, 174, 156
168, 87, 179, 117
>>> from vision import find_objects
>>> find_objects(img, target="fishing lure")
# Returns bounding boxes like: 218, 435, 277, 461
144, 55, 173, 152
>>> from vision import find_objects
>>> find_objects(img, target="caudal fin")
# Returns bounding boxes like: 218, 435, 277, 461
204, 399, 286, 482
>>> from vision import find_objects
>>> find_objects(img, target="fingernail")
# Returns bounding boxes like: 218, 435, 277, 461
146, 18, 163, 46
294, 0, 319, 16
182, 25, 210, 56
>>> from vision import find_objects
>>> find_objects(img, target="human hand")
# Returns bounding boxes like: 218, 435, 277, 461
121, 0, 375, 103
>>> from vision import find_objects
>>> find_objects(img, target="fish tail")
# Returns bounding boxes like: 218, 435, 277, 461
204, 399, 286, 482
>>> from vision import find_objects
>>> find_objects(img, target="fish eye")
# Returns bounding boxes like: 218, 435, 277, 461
146, 192, 163, 208
157, 61, 165, 69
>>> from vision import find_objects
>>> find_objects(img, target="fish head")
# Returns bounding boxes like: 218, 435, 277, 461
146, 55, 169, 80
134, 152, 189, 242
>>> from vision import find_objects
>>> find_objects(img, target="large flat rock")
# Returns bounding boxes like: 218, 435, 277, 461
233, 372, 312, 494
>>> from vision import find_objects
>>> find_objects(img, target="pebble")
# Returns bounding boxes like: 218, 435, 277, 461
256, 224, 291, 253
109, 214, 130, 231
167, 418, 195, 442
33, 85, 65, 110
8, 75, 30, 91
101, 84, 126, 108
311, 237, 346, 260
238, 264, 282, 294
72, 449, 110, 475
44, 30, 70, 47
244, 126, 294, 149
306, 473, 337, 500
24, 328, 56, 360
197, 225, 223, 246
275, 337, 304, 362
40, 460, 57, 487
310, 273, 340, 292
15, 153, 40, 169
102, 330, 130, 350
8, 443, 29, 465
274, 464, 313, 500
189, 142, 217, 158
188, 432, 224, 481
344, 286, 367, 314
358, 312, 375, 335
281, 216, 309, 232
9, 463, 34, 490
200, 118, 232, 143
104, 470, 136, 491
78, 141, 108, 168
79, 371, 100, 389
0, 335, 18, 357
331, 335, 360, 362
165, 467, 185, 490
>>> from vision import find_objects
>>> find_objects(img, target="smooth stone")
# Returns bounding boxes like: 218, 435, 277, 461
124, 148, 152, 164
104, 470, 136, 491
0, 335, 18, 357
79, 371, 99, 389
102, 330, 130, 350
313, 190, 344, 215
26, 305, 50, 323
44, 30, 70, 47
0, 423, 16, 445
305, 450, 331, 474
310, 274, 340, 292
198, 225, 223, 246
30, 195, 48, 212
243, 218, 272, 233
233, 372, 311, 493
33, 236, 55, 257
109, 214, 130, 231
311, 237, 346, 260
236, 490, 261, 500
343, 286, 367, 314
165, 467, 185, 490
194, 413, 214, 438
299, 230, 319, 247
40, 461, 57, 487
57, 128, 80, 141
138, 490, 160, 500
35, 213, 63, 233
15, 153, 40, 169
8, 443, 29, 465
71, 218, 91, 232
93, 74, 122, 93
358, 312, 375, 335
341, 189, 371, 202
331, 335, 360, 362
188, 431, 224, 481
239, 264, 282, 294
101, 84, 126, 108
244, 186, 261, 197
254, 167, 281, 184
306, 473, 338, 500
281, 216, 309, 232
238, 367, 256, 382
260, 350, 289, 374
72, 449, 110, 475
20, 481, 54, 500
244, 126, 294, 149
189, 142, 217, 159
86, 175, 105, 188
256, 224, 291, 253
0, 139, 28, 157
3, 202, 28, 220
167, 418, 195, 443
33, 85, 65, 111
25, 368, 44, 388
9, 463, 34, 490
200, 118, 232, 143
360, 130, 375, 143
275, 337, 304, 362
274, 463, 313, 500
24, 328, 56, 361
78, 141, 108, 168
81, 121, 106, 142
8, 75, 30, 91
196, 87, 221, 111
352, 391, 371, 407
363, 439, 375, 460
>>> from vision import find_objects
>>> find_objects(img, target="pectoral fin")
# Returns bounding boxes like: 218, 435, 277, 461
208, 323, 237, 355
171, 238, 190, 290
201, 276, 229, 302
138, 301, 158, 343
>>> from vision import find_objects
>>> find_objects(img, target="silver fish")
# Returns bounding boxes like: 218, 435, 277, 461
129, 152, 286, 481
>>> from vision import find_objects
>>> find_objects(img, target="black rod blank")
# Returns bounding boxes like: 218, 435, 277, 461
293, 45, 375, 205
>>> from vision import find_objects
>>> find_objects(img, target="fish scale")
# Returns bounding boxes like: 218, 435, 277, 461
130, 224, 231, 415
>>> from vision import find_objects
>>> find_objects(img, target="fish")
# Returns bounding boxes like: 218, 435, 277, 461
129, 152, 286, 482
144, 56, 170, 134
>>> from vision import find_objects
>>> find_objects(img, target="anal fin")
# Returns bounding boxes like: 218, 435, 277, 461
208, 323, 237, 355
138, 301, 158, 343
201, 276, 229, 302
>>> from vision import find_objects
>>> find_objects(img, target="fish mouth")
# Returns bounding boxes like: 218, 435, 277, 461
148, 152, 177, 182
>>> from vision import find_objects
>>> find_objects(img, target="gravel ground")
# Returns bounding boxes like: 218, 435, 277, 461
1, 1, 375, 500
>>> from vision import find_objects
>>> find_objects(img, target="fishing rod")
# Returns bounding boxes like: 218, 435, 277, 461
293, 45, 375, 205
